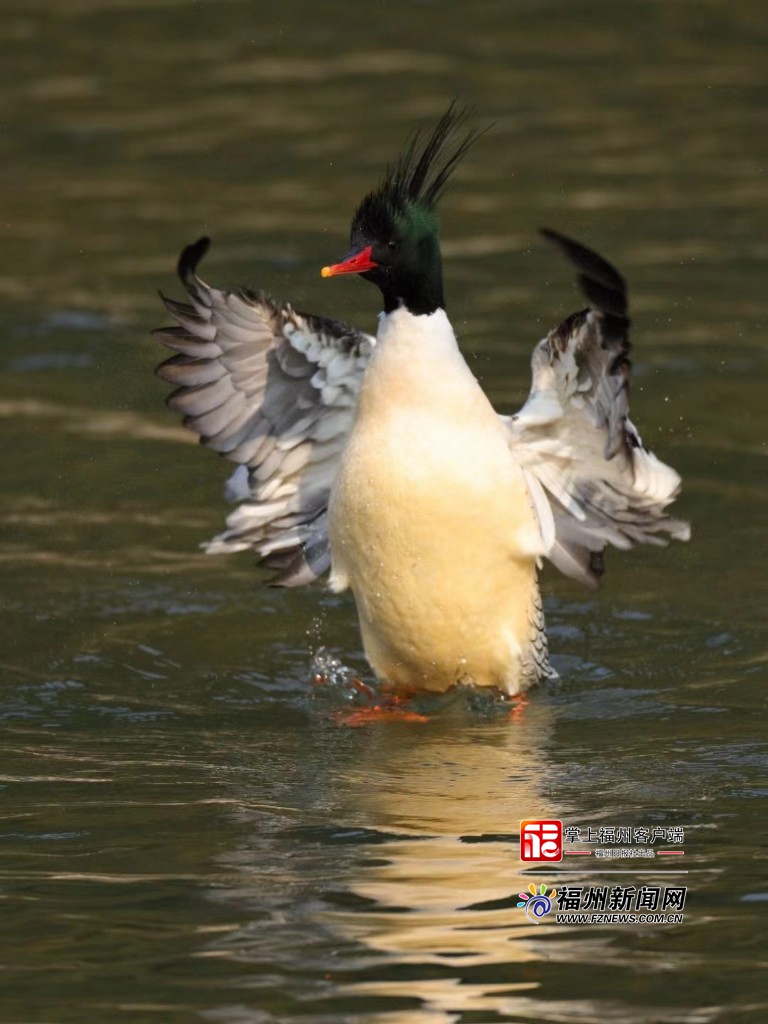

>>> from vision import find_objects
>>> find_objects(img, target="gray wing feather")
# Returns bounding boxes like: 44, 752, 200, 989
154, 237, 375, 586
507, 229, 690, 587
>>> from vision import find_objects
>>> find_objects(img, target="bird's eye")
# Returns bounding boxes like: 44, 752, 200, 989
387, 240, 397, 251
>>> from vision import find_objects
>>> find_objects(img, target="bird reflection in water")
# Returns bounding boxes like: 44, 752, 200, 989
200, 695, 587, 1024
314, 703, 557, 1020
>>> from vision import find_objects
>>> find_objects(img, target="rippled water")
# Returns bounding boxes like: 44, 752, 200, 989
2, 2, 767, 1022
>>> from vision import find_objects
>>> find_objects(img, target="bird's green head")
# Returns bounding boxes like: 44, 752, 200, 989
322, 104, 479, 316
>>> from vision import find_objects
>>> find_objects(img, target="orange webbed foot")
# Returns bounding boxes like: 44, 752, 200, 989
333, 694, 429, 727
507, 692, 530, 722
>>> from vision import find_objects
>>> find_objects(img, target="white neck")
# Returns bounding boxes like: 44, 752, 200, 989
375, 305, 459, 356
354, 305, 488, 423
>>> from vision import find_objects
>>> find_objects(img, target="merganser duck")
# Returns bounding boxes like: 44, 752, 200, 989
154, 105, 689, 697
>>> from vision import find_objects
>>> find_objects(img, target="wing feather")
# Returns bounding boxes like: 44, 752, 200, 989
507, 229, 689, 587
154, 237, 375, 586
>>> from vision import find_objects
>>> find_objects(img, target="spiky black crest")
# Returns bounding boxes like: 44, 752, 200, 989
353, 102, 480, 238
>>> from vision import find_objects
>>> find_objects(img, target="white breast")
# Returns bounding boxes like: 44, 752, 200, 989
328, 307, 546, 695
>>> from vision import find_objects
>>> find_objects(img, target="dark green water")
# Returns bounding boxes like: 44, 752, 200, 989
2, 2, 767, 1022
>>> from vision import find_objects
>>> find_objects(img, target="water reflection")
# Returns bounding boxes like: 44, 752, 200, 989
324, 712, 555, 1020
205, 703, 564, 1021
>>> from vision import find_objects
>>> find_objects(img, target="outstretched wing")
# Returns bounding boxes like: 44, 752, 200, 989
506, 229, 690, 587
154, 237, 375, 586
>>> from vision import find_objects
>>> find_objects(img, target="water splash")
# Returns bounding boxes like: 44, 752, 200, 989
308, 646, 374, 707
307, 648, 536, 722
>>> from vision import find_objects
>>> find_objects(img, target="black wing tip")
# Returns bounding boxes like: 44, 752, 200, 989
539, 227, 628, 320
177, 236, 211, 286
539, 227, 566, 247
